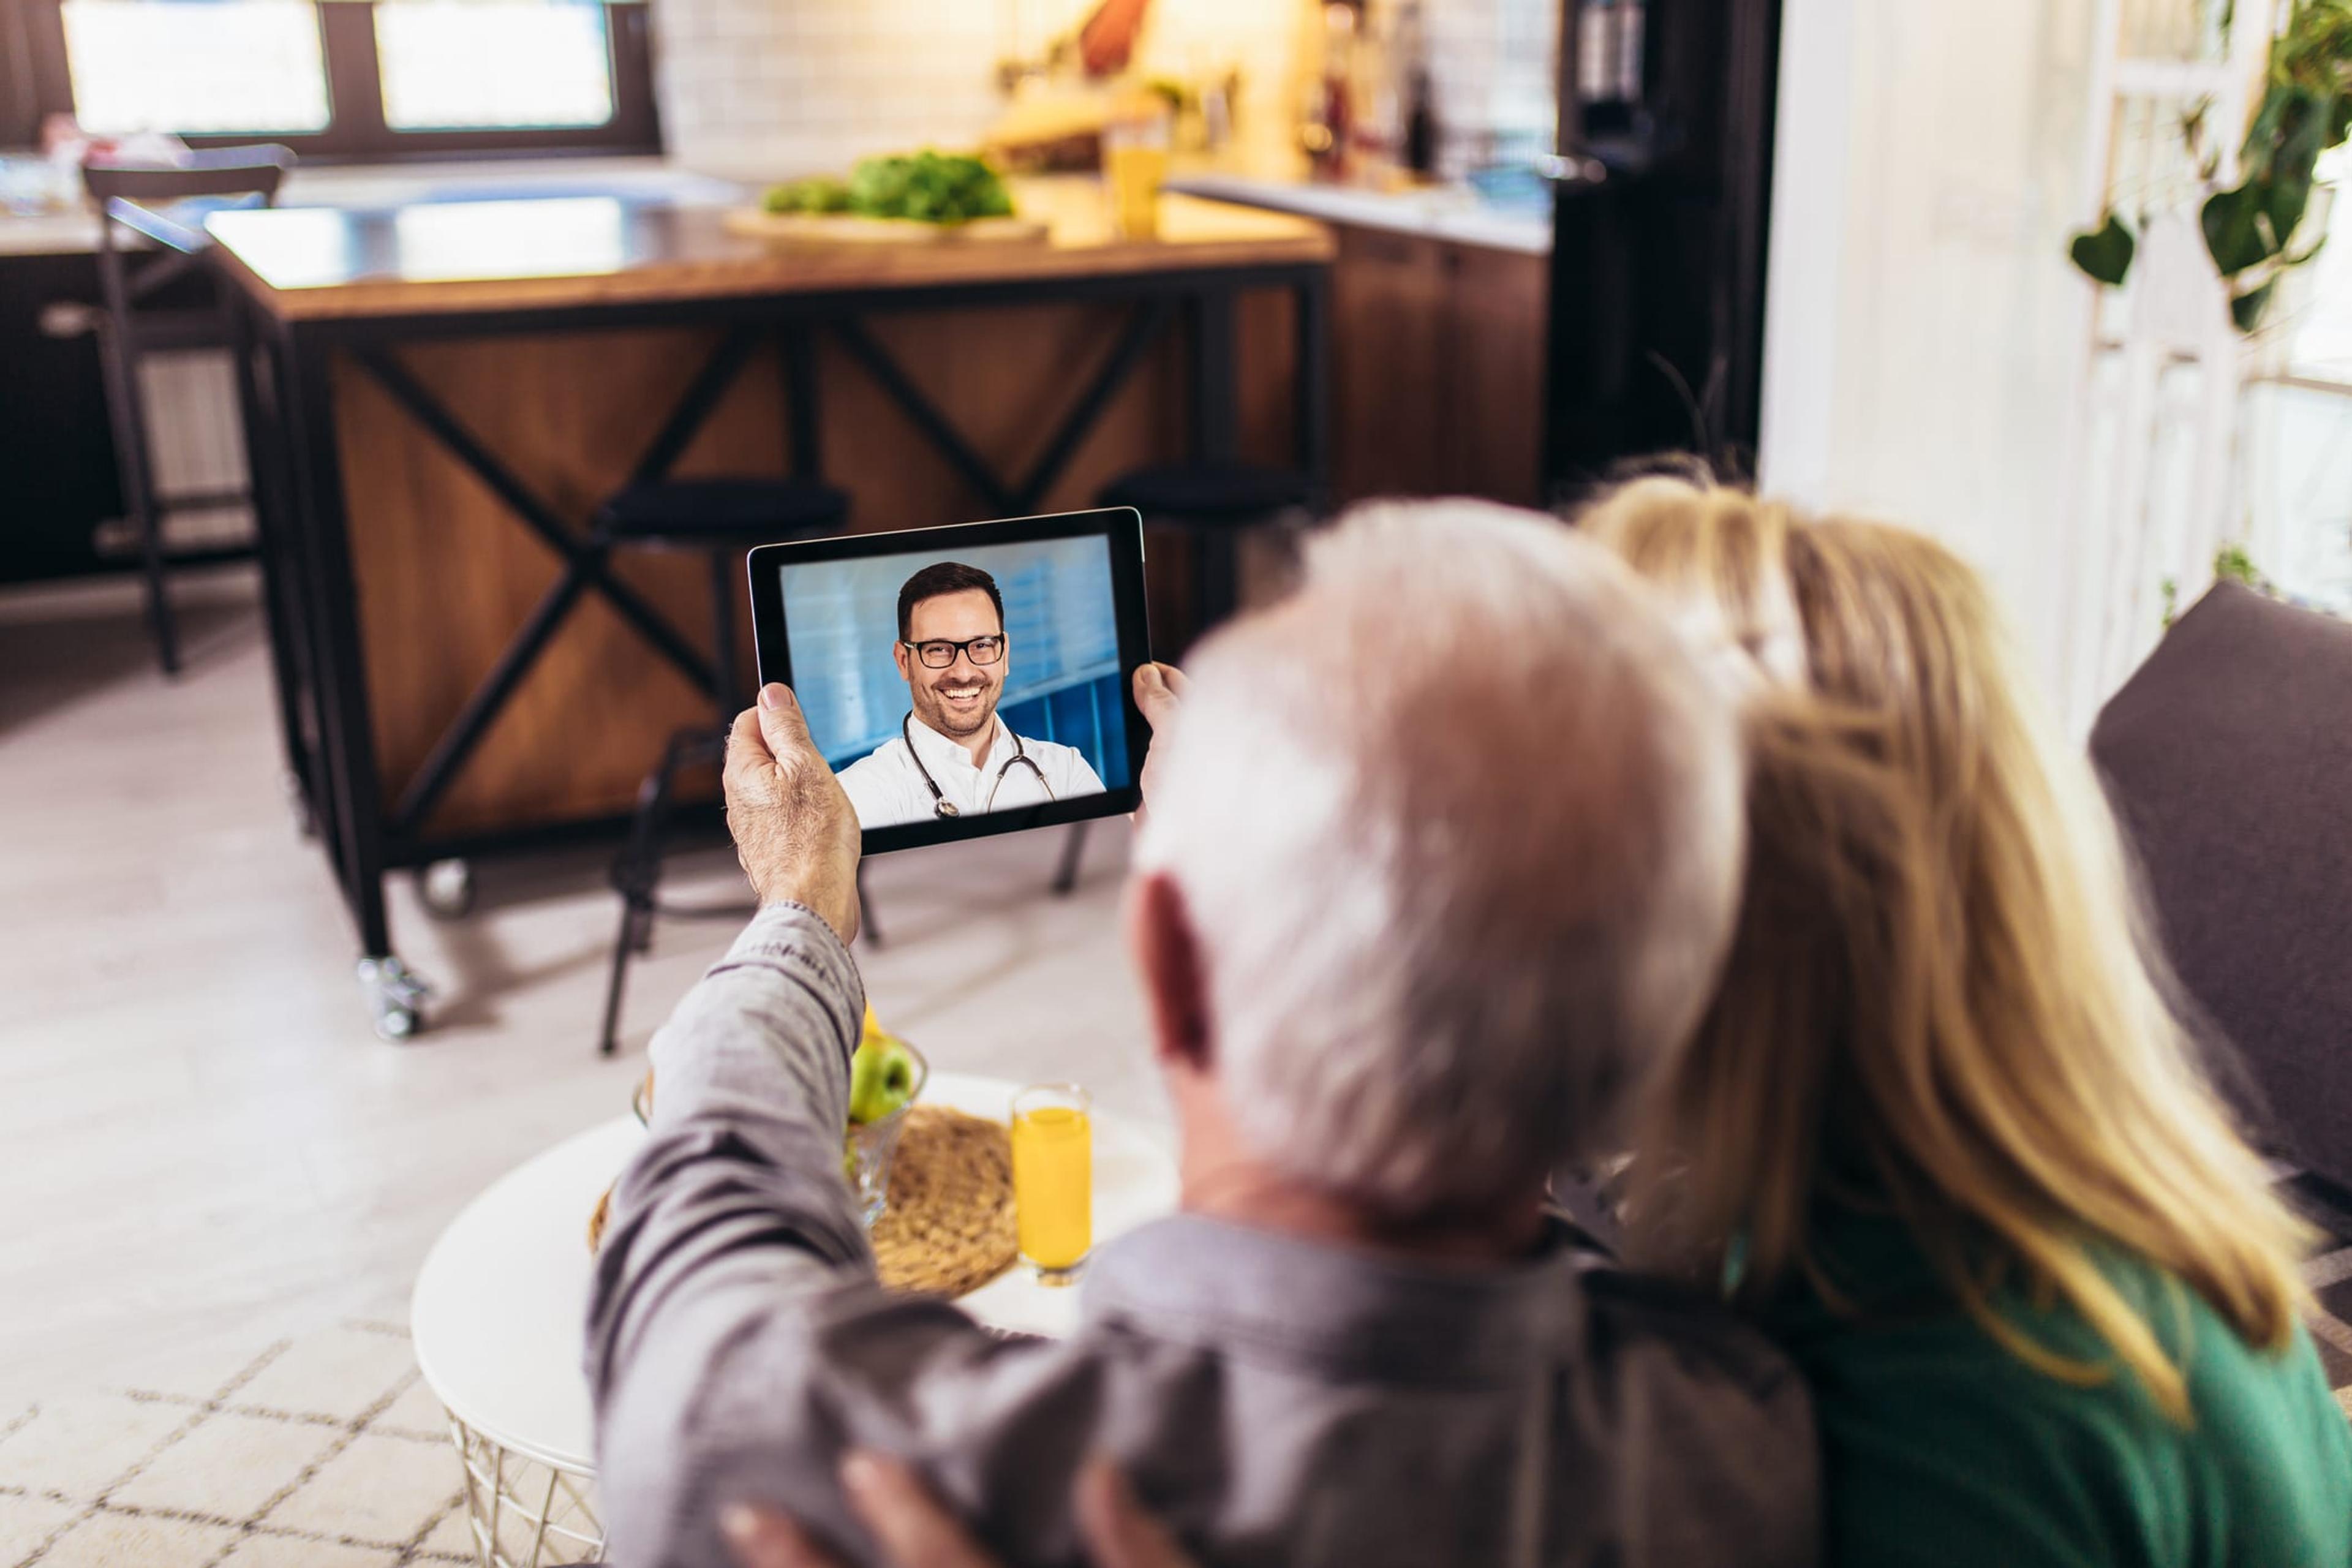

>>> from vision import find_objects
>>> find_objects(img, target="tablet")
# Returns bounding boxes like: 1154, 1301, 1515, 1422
747, 508, 1151, 856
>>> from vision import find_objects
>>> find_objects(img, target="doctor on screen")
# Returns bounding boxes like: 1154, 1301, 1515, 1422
836, 561, 1105, 828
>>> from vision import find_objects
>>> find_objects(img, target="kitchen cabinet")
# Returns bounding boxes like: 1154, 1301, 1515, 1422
0, 252, 124, 582
1329, 224, 1547, 507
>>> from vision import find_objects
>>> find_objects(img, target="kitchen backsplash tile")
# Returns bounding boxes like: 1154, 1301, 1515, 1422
647, 0, 1551, 185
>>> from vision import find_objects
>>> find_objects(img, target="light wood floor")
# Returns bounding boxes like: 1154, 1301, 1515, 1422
0, 569, 1161, 1411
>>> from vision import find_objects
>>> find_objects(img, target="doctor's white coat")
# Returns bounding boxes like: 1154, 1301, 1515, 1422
837, 712, 1104, 829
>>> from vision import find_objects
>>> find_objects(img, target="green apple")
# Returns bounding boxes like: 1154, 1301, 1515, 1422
847, 1037, 918, 1125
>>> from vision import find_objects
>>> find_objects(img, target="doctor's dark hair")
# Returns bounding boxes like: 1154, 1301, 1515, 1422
897, 562, 1004, 641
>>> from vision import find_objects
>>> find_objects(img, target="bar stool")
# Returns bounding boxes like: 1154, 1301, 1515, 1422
596, 478, 851, 1056
1097, 458, 1316, 652
83, 145, 295, 674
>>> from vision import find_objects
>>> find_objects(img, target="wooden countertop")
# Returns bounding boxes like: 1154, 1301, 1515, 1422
205, 176, 1333, 322
1164, 174, 1551, 256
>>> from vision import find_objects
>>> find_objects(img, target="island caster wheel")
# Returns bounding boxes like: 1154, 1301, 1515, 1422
420, 858, 475, 920
283, 773, 317, 840
358, 955, 434, 1042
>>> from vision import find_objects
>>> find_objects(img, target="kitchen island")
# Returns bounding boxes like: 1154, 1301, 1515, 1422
205, 179, 1331, 1034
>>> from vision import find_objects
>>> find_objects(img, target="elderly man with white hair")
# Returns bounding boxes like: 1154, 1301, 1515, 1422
587, 502, 1818, 1568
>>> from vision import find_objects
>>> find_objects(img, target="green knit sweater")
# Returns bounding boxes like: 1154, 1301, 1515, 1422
1764, 1209, 2352, 1568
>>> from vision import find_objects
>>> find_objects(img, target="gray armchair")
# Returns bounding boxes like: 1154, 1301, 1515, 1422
2090, 581, 2352, 1193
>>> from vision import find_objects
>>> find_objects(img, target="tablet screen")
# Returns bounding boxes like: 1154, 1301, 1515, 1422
774, 532, 1133, 831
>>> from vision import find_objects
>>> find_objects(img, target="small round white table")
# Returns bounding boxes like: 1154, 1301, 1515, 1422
410, 1072, 1178, 1568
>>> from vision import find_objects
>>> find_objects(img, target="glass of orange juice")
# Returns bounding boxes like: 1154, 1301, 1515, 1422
1104, 97, 1172, 240
1010, 1082, 1093, 1284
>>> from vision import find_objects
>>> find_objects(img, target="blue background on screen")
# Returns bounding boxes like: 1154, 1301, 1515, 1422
778, 535, 1130, 790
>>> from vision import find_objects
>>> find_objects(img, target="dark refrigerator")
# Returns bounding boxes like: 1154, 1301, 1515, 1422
1543, 0, 1784, 500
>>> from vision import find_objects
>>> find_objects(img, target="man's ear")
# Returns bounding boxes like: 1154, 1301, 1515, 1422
1125, 871, 1212, 1074
892, 641, 912, 683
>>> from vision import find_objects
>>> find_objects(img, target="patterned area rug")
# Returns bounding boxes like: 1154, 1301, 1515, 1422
0, 1322, 473, 1568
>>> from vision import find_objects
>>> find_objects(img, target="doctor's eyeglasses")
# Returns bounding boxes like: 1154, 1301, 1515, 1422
904, 635, 1006, 669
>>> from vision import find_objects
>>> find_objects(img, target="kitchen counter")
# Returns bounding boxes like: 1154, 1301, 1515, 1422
0, 208, 103, 257
0, 155, 745, 257
0, 155, 742, 257
1163, 173, 1551, 256
2, 154, 1540, 260
206, 177, 1329, 320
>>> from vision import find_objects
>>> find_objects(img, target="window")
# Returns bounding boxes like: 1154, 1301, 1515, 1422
2242, 146, 2352, 617
18, 0, 659, 159
375, 3, 614, 130
60, 2, 331, 135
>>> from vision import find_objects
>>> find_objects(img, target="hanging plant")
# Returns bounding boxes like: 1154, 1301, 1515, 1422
2070, 0, 2352, 331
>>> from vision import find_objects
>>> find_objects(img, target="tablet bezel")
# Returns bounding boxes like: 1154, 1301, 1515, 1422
746, 507, 1150, 856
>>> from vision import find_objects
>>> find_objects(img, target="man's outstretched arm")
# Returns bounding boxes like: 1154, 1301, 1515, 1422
584, 689, 903, 1567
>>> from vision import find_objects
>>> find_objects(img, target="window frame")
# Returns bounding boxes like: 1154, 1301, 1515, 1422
10, 0, 662, 162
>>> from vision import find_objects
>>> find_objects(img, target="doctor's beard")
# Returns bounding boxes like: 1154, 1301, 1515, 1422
913, 664, 1002, 741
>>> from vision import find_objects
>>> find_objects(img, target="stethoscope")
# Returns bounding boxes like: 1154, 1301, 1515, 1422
903, 712, 1055, 818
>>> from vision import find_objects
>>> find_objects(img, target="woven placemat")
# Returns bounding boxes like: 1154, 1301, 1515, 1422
587, 1102, 1019, 1297
873, 1104, 1019, 1297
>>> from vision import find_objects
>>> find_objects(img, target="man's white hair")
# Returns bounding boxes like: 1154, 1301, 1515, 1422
1134, 500, 1744, 1216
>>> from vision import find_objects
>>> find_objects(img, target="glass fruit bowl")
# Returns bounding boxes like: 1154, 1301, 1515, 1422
846, 1038, 928, 1227
623, 1038, 927, 1230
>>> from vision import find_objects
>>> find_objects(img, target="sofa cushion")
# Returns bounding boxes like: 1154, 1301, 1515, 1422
2090, 581, 2352, 1187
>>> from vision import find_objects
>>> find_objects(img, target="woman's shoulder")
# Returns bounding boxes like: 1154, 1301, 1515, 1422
1777, 1219, 2352, 1568
1779, 1215, 2333, 1435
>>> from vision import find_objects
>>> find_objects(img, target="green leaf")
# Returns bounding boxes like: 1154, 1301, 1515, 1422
763, 175, 852, 214
2230, 277, 2278, 331
843, 149, 1013, 225
2261, 170, 2315, 247
2241, 90, 2291, 182
2070, 213, 2137, 285
2203, 183, 2272, 274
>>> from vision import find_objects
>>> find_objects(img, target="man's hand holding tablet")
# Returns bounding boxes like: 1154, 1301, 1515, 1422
723, 684, 863, 944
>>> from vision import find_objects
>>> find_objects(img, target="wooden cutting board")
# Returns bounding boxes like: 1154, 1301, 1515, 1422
723, 208, 1050, 245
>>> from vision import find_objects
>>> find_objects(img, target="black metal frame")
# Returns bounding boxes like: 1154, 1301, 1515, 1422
224, 260, 1332, 1009
9, 0, 660, 162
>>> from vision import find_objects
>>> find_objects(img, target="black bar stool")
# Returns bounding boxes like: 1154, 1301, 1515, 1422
596, 478, 851, 1055
1097, 458, 1317, 653
83, 145, 295, 674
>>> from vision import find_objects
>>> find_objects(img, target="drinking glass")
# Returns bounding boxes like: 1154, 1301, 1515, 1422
1104, 100, 1172, 241
1010, 1082, 1093, 1284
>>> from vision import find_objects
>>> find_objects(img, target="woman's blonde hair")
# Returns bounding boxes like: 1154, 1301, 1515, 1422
1583, 475, 2309, 1423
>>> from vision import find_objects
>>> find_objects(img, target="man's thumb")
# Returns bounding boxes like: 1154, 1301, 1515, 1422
755, 683, 815, 757
1133, 662, 1185, 729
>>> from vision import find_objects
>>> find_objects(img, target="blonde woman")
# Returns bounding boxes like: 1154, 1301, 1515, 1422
1583, 477, 2352, 1567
